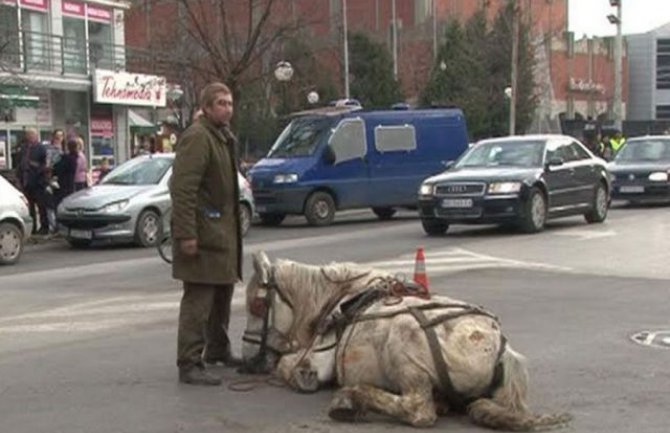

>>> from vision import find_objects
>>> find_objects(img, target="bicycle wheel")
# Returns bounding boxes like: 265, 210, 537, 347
157, 234, 173, 264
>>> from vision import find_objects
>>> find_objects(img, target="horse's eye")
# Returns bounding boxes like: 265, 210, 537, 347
250, 297, 267, 318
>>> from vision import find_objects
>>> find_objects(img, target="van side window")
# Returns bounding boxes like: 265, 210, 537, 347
329, 118, 367, 164
374, 125, 417, 152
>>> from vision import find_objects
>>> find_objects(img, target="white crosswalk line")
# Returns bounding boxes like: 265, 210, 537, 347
0, 247, 569, 335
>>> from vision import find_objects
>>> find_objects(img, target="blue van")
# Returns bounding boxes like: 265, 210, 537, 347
248, 105, 469, 226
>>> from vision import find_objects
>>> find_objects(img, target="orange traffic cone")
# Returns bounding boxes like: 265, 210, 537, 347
413, 247, 429, 290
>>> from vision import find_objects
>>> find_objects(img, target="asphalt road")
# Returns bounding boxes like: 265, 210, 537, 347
0, 204, 668, 433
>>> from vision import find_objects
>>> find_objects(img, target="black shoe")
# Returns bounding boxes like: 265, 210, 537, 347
203, 353, 244, 368
178, 366, 222, 386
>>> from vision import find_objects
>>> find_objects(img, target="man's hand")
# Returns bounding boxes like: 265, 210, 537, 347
180, 239, 198, 256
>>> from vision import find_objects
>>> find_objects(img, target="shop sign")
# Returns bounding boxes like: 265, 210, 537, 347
62, 1, 111, 22
91, 118, 114, 138
1, 0, 49, 11
86, 4, 111, 23
62, 0, 85, 17
569, 77, 606, 94
94, 70, 167, 107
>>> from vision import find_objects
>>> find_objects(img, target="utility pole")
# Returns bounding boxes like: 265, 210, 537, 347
343, 0, 350, 98
432, 0, 438, 60
613, 0, 623, 131
509, 0, 520, 136
392, 0, 398, 79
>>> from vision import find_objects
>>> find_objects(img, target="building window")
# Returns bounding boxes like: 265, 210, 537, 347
21, 9, 49, 70
656, 39, 670, 90
656, 105, 670, 120
414, 0, 432, 25
63, 17, 86, 73
0, 4, 20, 68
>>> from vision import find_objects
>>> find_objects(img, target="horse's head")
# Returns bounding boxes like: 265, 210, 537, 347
241, 251, 297, 372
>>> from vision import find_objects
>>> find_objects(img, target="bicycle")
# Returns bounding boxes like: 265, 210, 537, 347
157, 208, 172, 264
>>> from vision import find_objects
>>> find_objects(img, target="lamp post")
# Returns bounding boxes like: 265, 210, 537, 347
504, 86, 514, 135
608, 0, 623, 131
342, 0, 350, 99
392, 0, 398, 80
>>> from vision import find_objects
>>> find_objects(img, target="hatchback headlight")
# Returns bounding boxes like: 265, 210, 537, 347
487, 182, 522, 194
100, 200, 129, 213
648, 172, 669, 182
419, 184, 434, 196
273, 173, 298, 184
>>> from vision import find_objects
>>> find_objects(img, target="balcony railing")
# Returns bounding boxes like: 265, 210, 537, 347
1, 30, 180, 79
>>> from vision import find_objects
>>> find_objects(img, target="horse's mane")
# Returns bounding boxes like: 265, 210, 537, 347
273, 259, 391, 346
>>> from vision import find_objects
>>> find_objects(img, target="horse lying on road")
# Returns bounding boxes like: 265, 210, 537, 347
241, 251, 571, 430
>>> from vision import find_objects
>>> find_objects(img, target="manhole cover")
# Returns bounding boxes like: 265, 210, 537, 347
631, 330, 670, 349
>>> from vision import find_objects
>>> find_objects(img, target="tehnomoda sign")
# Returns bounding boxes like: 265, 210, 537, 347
93, 70, 167, 107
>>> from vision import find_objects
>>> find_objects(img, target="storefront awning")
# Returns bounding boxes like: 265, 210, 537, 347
128, 109, 154, 128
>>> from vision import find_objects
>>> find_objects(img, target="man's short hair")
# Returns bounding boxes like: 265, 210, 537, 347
200, 82, 232, 109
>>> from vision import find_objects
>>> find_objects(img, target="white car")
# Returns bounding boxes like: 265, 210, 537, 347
0, 175, 33, 265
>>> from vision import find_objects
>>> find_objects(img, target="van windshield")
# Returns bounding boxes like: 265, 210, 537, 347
268, 116, 333, 158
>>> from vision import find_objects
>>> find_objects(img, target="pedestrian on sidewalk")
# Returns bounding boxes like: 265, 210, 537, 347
170, 82, 243, 386
16, 128, 49, 235
74, 136, 88, 191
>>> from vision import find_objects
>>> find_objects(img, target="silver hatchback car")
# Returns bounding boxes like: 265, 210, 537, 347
57, 154, 254, 248
0, 175, 33, 264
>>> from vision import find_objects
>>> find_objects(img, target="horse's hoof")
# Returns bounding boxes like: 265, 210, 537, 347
329, 391, 364, 422
294, 368, 319, 393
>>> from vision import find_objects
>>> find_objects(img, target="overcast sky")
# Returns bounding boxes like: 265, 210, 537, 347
569, 0, 670, 37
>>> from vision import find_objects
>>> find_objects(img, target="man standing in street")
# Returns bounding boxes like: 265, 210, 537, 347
170, 82, 243, 386
16, 128, 48, 235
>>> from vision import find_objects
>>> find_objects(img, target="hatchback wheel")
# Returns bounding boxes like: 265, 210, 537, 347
239, 203, 252, 237
0, 222, 24, 265
135, 210, 161, 247
519, 187, 547, 233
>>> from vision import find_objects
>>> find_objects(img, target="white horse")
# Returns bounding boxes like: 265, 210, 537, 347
242, 252, 571, 430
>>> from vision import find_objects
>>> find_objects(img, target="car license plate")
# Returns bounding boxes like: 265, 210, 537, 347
70, 229, 92, 239
620, 186, 644, 193
442, 198, 473, 208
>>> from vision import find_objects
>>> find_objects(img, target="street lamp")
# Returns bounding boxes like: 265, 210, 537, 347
504, 86, 514, 135
608, 0, 623, 131
274, 61, 294, 82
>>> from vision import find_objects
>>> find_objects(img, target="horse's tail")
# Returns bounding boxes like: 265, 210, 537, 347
467, 345, 572, 431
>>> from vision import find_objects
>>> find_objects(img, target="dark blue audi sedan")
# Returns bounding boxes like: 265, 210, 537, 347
608, 136, 670, 204
418, 135, 611, 235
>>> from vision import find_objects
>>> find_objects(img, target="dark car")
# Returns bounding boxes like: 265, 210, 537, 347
418, 135, 610, 235
608, 136, 670, 203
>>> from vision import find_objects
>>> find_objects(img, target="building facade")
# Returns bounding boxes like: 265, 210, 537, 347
124, 0, 627, 133
627, 22, 670, 121
0, 0, 167, 172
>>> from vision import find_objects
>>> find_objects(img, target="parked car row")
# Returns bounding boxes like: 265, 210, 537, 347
2, 134, 669, 265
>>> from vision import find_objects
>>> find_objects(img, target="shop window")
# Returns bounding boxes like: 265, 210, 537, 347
329, 118, 366, 164
374, 125, 417, 152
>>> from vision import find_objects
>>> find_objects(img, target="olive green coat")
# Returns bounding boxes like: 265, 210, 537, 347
170, 117, 242, 285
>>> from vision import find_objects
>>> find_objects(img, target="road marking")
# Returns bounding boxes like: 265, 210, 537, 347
0, 247, 570, 335
553, 229, 617, 241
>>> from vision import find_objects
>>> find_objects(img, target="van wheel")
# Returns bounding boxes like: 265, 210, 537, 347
259, 213, 285, 226
519, 187, 547, 233
585, 182, 609, 224
372, 207, 396, 220
421, 218, 449, 236
305, 192, 336, 226
0, 222, 24, 265
135, 210, 161, 247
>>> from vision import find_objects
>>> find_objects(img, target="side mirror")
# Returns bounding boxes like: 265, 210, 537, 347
546, 156, 564, 168
442, 160, 455, 170
323, 145, 336, 165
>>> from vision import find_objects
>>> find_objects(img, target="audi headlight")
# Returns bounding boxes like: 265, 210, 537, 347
648, 172, 669, 182
419, 183, 434, 196
487, 182, 522, 194
273, 173, 298, 184
100, 200, 129, 213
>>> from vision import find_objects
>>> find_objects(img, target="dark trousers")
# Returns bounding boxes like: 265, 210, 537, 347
177, 282, 234, 369
25, 186, 48, 233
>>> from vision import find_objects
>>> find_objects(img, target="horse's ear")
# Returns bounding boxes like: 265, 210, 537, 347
252, 251, 272, 284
